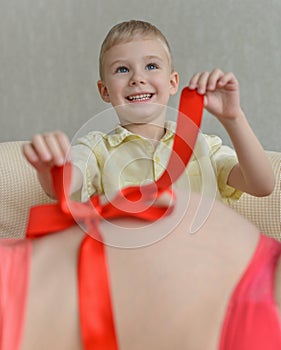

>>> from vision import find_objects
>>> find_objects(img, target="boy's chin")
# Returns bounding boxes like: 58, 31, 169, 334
115, 102, 167, 125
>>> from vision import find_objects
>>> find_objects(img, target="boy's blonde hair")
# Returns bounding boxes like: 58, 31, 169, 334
99, 20, 174, 80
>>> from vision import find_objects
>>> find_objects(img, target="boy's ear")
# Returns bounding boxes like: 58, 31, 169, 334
97, 80, 111, 103
169, 71, 179, 96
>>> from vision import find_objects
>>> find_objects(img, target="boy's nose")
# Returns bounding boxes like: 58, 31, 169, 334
129, 72, 146, 86
130, 80, 144, 86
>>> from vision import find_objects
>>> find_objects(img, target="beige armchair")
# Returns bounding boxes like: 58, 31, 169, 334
0, 141, 280, 240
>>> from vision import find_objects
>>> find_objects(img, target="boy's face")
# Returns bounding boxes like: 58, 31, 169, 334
97, 37, 179, 125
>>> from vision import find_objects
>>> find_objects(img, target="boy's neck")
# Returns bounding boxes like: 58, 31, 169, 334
123, 123, 166, 144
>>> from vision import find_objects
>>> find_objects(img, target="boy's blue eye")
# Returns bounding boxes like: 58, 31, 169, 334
116, 66, 129, 73
146, 63, 158, 70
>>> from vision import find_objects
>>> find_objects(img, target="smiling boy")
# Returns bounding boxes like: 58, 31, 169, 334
23, 20, 274, 203
97, 35, 178, 141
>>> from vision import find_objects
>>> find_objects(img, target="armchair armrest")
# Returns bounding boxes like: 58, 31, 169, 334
228, 151, 280, 240
0, 141, 54, 238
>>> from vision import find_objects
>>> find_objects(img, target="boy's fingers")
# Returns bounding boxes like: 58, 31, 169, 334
189, 69, 237, 92
196, 72, 210, 94
29, 131, 70, 167
22, 143, 52, 172
53, 131, 72, 162
217, 71, 238, 88
43, 132, 68, 166
22, 143, 40, 165
188, 72, 201, 89
207, 68, 224, 90
189, 72, 210, 94
22, 131, 71, 172
31, 133, 53, 162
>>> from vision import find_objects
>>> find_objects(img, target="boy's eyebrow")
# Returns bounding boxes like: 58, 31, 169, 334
109, 59, 127, 68
109, 55, 164, 68
144, 55, 164, 61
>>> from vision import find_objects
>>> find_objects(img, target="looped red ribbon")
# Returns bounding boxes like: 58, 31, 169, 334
26, 87, 203, 239
25, 87, 203, 350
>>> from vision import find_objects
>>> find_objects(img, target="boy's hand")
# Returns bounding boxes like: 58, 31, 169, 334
22, 131, 71, 173
188, 69, 243, 122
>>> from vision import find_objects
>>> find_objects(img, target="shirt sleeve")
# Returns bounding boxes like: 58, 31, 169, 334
71, 142, 102, 202
206, 135, 243, 201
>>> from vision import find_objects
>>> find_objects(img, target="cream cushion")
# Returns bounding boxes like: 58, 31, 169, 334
0, 142, 280, 239
228, 151, 280, 240
0, 141, 54, 238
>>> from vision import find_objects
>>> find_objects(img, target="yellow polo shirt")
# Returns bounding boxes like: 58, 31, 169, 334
72, 121, 242, 203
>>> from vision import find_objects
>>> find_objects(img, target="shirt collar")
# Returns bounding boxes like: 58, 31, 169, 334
105, 121, 176, 147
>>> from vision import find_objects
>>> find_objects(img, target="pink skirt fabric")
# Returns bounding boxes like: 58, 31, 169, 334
0, 239, 31, 350
219, 234, 281, 349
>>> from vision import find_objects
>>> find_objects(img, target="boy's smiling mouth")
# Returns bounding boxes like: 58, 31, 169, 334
126, 93, 154, 102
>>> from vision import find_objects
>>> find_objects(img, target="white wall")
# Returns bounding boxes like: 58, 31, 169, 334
0, 0, 280, 150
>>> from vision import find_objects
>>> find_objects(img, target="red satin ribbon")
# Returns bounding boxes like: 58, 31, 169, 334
25, 87, 203, 350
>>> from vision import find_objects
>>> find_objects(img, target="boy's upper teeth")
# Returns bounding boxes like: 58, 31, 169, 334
128, 93, 152, 101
